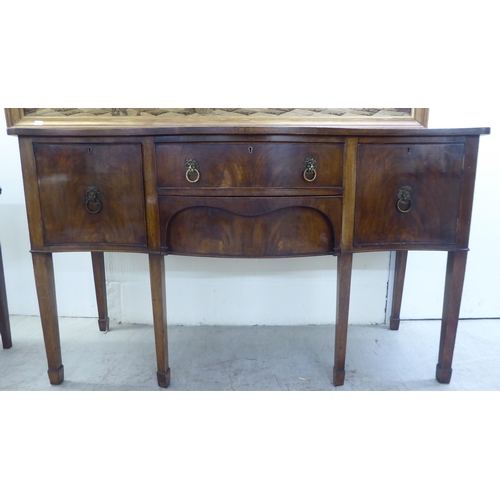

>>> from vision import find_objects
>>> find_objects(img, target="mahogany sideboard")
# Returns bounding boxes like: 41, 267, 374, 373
5, 112, 490, 388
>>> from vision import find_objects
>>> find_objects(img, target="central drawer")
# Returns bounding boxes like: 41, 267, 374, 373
159, 196, 342, 257
156, 142, 343, 190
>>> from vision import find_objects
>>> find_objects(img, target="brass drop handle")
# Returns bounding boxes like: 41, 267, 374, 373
85, 186, 102, 214
185, 158, 201, 183
397, 186, 413, 213
303, 157, 317, 182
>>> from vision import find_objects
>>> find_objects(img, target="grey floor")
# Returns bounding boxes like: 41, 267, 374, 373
1, 316, 499, 390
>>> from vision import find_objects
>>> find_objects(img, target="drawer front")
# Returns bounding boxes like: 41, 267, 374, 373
159, 196, 342, 257
156, 143, 343, 189
354, 143, 465, 247
34, 143, 147, 247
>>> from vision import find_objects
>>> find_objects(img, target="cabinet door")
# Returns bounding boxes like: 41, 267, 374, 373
354, 143, 465, 248
34, 143, 147, 247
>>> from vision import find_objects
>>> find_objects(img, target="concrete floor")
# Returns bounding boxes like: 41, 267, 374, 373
1, 316, 499, 390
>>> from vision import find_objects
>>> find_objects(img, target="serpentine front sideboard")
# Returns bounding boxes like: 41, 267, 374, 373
5, 109, 490, 388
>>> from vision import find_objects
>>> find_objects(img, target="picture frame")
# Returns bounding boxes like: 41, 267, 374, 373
4, 108, 429, 129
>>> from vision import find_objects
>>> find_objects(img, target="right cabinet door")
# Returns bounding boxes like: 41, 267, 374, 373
354, 142, 465, 249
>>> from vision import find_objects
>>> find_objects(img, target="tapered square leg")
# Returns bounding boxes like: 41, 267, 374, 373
149, 254, 170, 388
436, 251, 468, 384
389, 250, 408, 331
32, 252, 64, 385
91, 252, 109, 332
0, 244, 12, 349
333, 253, 353, 387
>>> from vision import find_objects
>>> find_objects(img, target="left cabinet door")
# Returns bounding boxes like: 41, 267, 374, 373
34, 143, 147, 247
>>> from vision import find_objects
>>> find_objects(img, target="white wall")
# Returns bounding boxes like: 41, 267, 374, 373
0, 107, 497, 326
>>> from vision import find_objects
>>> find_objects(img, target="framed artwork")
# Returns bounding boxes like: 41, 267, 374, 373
5, 108, 429, 128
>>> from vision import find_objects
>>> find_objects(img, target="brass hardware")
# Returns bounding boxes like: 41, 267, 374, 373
397, 186, 413, 213
303, 157, 317, 182
85, 187, 102, 214
185, 158, 200, 183
248, 146, 253, 154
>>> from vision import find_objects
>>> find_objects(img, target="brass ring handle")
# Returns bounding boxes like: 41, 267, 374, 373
85, 187, 102, 214
185, 158, 200, 183
396, 186, 413, 213
397, 198, 413, 213
303, 169, 317, 182
303, 157, 317, 183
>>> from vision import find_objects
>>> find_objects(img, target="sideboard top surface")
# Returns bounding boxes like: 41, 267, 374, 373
5, 121, 491, 138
